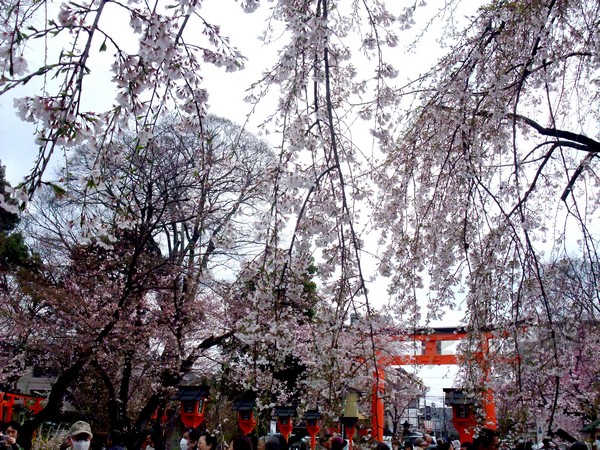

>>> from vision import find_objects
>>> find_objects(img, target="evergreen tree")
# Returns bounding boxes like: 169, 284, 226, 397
0, 163, 32, 271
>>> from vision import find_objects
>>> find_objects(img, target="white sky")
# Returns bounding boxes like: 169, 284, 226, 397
1, 0, 479, 182
0, 0, 483, 395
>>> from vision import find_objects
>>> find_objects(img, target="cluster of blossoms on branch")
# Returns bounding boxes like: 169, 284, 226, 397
0, 0, 599, 439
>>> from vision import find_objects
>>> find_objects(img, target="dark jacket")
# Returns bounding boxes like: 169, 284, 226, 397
0, 441, 24, 450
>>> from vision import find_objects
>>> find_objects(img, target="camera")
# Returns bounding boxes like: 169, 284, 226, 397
1, 435, 10, 441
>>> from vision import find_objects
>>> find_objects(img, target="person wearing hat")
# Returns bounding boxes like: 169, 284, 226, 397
68, 421, 93, 450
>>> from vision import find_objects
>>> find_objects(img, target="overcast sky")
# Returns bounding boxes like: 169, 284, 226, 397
0, 1, 279, 185
0, 0, 480, 397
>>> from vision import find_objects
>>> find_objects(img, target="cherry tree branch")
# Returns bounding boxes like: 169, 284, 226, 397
514, 114, 600, 154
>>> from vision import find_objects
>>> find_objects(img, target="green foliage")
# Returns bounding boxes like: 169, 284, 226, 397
0, 165, 19, 233
0, 162, 35, 271
0, 231, 31, 270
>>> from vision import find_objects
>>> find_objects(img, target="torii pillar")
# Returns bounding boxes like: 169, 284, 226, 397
371, 328, 497, 442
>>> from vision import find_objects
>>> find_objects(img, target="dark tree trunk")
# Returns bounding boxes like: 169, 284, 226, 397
91, 359, 119, 431
118, 350, 134, 431
20, 358, 88, 449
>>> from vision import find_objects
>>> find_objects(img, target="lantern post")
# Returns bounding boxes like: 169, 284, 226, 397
273, 406, 297, 443
443, 389, 477, 444
233, 397, 257, 435
304, 410, 322, 450
342, 392, 360, 450
174, 386, 209, 429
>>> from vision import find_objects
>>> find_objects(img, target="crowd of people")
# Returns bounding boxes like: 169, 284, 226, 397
394, 429, 599, 450
0, 421, 598, 450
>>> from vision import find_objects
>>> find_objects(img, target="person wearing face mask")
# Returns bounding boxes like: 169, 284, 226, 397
68, 421, 93, 450
180, 431, 191, 450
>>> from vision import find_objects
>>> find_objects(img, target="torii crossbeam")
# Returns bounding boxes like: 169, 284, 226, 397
371, 327, 497, 442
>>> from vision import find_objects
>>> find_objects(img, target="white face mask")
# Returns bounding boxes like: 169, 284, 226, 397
147, 445, 155, 450
181, 439, 189, 450
72, 441, 91, 450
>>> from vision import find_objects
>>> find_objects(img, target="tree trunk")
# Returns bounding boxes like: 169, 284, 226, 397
118, 350, 134, 431
20, 358, 88, 449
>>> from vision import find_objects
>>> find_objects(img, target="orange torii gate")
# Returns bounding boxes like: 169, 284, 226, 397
0, 392, 46, 422
370, 327, 497, 442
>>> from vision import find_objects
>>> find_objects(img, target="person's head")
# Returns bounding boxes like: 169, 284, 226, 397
188, 430, 202, 450
542, 439, 551, 448
460, 442, 472, 450
229, 435, 252, 450
181, 432, 191, 450
414, 439, 428, 449
68, 421, 93, 450
4, 421, 19, 439
265, 436, 281, 450
331, 437, 346, 450
199, 432, 217, 450
473, 429, 499, 450
404, 441, 414, 450
376, 443, 390, 450
424, 435, 433, 445
570, 443, 587, 450
108, 431, 123, 447
321, 435, 333, 450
